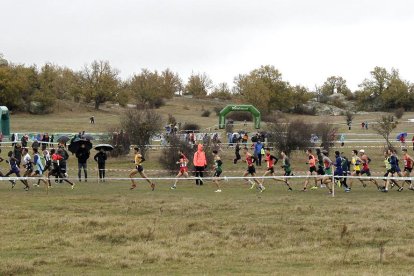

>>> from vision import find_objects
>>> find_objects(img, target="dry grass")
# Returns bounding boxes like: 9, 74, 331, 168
1, 178, 414, 275
3, 98, 414, 274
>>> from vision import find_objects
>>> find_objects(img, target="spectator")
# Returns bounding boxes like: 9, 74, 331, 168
21, 135, 28, 148
94, 148, 107, 182
254, 140, 264, 166
365, 121, 368, 129
13, 143, 23, 167
361, 122, 365, 129
76, 144, 90, 182
193, 143, 207, 185
340, 134, 345, 147
50, 134, 54, 147
90, 116, 95, 124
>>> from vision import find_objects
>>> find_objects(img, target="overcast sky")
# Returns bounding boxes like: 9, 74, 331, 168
1, 0, 413, 90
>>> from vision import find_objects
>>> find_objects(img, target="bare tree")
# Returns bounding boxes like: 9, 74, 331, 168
267, 118, 313, 155
121, 109, 162, 157
372, 115, 398, 148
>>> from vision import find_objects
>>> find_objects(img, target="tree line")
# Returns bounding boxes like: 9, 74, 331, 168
1, 54, 413, 114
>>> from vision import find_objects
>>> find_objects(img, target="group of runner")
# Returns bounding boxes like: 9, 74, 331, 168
302, 148, 414, 193
0, 144, 75, 191
2, 140, 414, 194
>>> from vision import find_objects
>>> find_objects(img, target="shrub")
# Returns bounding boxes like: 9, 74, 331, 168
201, 110, 211, 117
159, 135, 215, 176
213, 106, 225, 116
121, 109, 162, 157
314, 123, 338, 152
181, 123, 200, 132
394, 107, 404, 119
227, 112, 253, 121
151, 98, 165, 109
168, 114, 177, 125
267, 118, 313, 155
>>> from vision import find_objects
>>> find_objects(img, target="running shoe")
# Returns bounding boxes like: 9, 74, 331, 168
170, 186, 176, 190
409, 186, 414, 191
397, 187, 403, 192
344, 188, 351, 192
24, 186, 29, 191
310, 186, 318, 190
11, 181, 16, 189
71, 183, 75, 190
288, 187, 293, 191
151, 183, 155, 191
33, 183, 39, 187
259, 186, 265, 193
130, 184, 137, 190
320, 184, 326, 188
215, 189, 222, 193
249, 180, 255, 189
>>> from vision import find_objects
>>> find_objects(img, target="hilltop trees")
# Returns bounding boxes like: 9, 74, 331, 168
184, 73, 213, 98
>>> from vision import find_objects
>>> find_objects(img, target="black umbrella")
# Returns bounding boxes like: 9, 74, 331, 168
83, 134, 94, 141
68, 139, 93, 154
57, 135, 70, 143
94, 144, 114, 151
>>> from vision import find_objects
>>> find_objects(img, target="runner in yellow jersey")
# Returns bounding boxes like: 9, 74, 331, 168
129, 147, 155, 191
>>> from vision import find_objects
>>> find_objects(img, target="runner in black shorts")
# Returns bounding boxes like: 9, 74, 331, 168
242, 147, 264, 192
212, 150, 223, 192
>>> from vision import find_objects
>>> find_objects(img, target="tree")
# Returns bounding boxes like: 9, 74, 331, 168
129, 69, 162, 108
184, 73, 212, 98
160, 69, 182, 98
0, 53, 8, 67
120, 109, 162, 157
320, 76, 352, 97
80, 60, 120, 110
372, 115, 398, 148
314, 123, 338, 152
209, 82, 232, 100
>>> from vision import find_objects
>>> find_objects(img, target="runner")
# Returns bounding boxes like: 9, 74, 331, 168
333, 151, 350, 192
280, 150, 293, 191
358, 150, 380, 189
381, 150, 394, 190
319, 150, 333, 193
384, 149, 403, 192
129, 147, 155, 191
0, 149, 16, 187
37, 149, 51, 187
401, 148, 414, 190
4, 151, 30, 190
30, 148, 48, 188
47, 148, 75, 189
303, 149, 318, 191
261, 148, 278, 186
171, 150, 189, 189
316, 149, 325, 188
242, 147, 263, 192
22, 148, 33, 179
348, 150, 362, 190
212, 150, 223, 192
340, 152, 351, 191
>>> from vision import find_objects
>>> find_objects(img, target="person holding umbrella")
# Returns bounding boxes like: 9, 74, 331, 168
76, 143, 90, 182
94, 145, 112, 182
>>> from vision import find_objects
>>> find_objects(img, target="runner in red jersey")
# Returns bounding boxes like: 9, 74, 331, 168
261, 148, 293, 190
171, 150, 189, 189
402, 148, 414, 190
303, 149, 319, 191
242, 147, 264, 192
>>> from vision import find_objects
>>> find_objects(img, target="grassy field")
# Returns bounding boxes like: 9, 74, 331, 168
2, 98, 414, 275
1, 179, 414, 275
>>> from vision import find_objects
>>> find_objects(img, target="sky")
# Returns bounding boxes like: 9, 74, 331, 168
1, 0, 413, 91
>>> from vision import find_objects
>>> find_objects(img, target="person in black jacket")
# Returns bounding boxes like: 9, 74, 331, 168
94, 149, 107, 182
76, 144, 90, 182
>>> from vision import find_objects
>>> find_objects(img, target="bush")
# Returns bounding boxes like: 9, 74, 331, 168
213, 106, 225, 116
314, 123, 338, 152
394, 108, 404, 119
201, 110, 211, 117
181, 122, 200, 132
151, 98, 165, 109
227, 112, 253, 121
267, 119, 313, 155
121, 109, 162, 157
292, 105, 317, 116
168, 114, 177, 125
159, 135, 215, 176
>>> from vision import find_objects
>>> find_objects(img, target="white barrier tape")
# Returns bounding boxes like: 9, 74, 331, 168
0, 175, 413, 182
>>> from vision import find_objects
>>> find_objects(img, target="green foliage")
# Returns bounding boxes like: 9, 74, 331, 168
319, 76, 352, 97
80, 60, 120, 110
184, 73, 212, 98
372, 115, 398, 148
129, 69, 181, 108
356, 67, 413, 111
209, 82, 232, 100
394, 107, 404, 119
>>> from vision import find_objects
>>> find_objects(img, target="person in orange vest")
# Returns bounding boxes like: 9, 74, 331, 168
303, 148, 318, 191
193, 144, 207, 185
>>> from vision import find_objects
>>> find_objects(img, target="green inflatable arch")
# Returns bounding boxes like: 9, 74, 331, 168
219, 105, 261, 129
